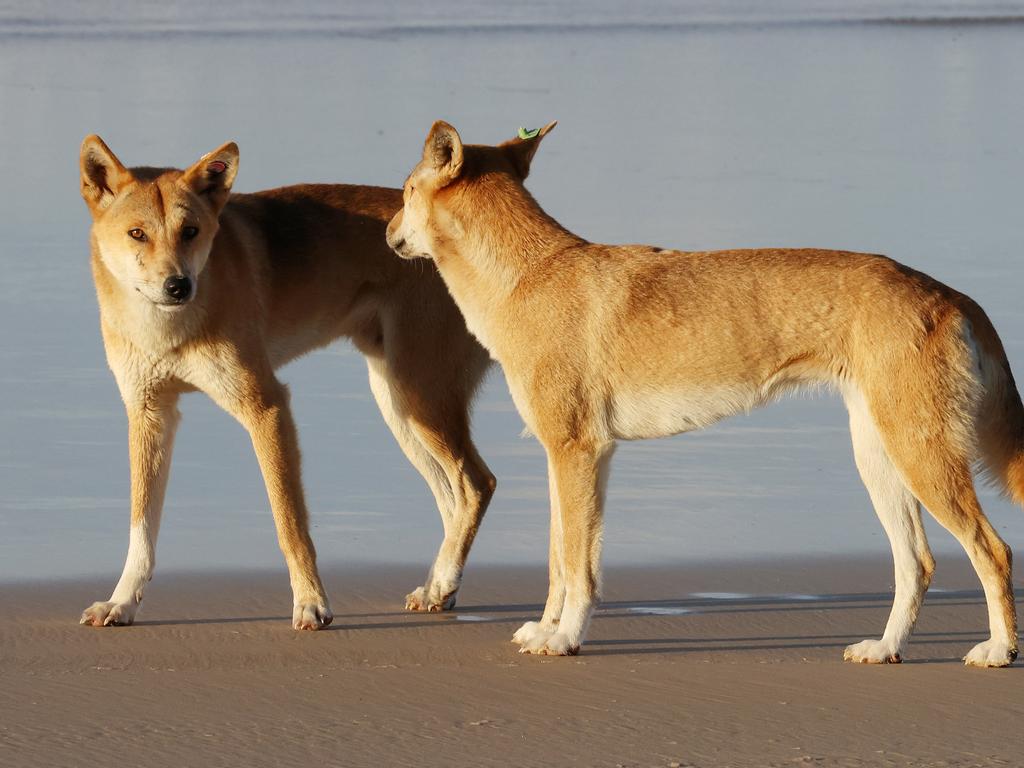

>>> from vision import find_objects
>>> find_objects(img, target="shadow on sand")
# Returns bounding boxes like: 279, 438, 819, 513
128, 588, 1023, 664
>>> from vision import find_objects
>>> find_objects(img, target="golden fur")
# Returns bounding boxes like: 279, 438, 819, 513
387, 121, 1022, 665
79, 136, 494, 630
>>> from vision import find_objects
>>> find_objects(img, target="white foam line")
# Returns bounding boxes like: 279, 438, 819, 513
785, 594, 825, 601
690, 592, 752, 600
627, 606, 693, 616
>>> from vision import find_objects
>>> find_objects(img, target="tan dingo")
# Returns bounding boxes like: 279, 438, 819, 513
386, 120, 1022, 665
79, 136, 495, 630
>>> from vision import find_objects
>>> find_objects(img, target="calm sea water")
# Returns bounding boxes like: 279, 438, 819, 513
2, 1, 1023, 581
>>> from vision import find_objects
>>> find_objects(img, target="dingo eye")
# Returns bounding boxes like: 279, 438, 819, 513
128, 228, 147, 242
182, 226, 199, 241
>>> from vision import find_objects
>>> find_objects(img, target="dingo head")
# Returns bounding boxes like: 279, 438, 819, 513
80, 136, 239, 311
386, 120, 556, 261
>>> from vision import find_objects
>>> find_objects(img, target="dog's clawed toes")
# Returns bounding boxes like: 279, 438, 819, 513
512, 621, 578, 655
80, 601, 136, 627
520, 632, 579, 656
963, 639, 1017, 668
536, 633, 580, 656
512, 620, 554, 649
404, 586, 457, 612
292, 603, 333, 631
843, 639, 902, 664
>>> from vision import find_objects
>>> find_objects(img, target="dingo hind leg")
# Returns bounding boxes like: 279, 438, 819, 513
967, 306, 1024, 664
842, 390, 934, 663
897, 449, 1015, 666
865, 319, 1017, 667
406, 424, 494, 612
366, 340, 493, 612
368, 358, 456, 610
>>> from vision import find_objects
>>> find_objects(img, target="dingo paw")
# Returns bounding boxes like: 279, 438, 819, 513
80, 601, 136, 627
523, 631, 579, 657
843, 638, 902, 664
513, 621, 574, 654
292, 602, 333, 631
512, 620, 549, 646
963, 639, 1017, 668
405, 585, 457, 612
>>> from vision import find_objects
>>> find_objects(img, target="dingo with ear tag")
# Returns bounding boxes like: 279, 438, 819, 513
388, 121, 1022, 665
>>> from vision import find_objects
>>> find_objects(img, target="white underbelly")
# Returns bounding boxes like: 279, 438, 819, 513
608, 384, 770, 440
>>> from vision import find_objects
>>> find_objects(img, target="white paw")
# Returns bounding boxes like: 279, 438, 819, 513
525, 631, 580, 657
843, 638, 902, 664
512, 620, 551, 647
292, 602, 333, 631
405, 584, 457, 612
963, 639, 1018, 668
80, 601, 137, 627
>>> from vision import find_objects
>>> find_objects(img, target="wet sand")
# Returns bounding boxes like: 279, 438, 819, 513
3, 557, 1021, 767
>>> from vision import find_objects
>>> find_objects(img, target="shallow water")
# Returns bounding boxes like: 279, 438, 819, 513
2, 2, 1024, 581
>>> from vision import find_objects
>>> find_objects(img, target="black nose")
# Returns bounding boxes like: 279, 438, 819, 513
163, 274, 192, 302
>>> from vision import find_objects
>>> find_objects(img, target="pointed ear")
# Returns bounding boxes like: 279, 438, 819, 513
80, 135, 132, 214
422, 121, 464, 184
501, 121, 557, 180
182, 141, 239, 211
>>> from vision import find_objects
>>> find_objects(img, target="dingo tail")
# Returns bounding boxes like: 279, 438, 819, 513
971, 307, 1024, 508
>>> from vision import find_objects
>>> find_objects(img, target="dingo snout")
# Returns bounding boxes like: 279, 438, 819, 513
385, 211, 412, 258
160, 273, 193, 307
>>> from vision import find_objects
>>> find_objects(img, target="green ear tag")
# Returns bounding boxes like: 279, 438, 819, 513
518, 126, 541, 140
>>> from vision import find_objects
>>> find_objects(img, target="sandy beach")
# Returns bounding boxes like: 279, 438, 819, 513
3, 557, 1021, 767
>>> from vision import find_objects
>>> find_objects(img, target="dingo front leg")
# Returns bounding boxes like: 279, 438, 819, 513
514, 459, 565, 650
249, 384, 332, 630
213, 367, 332, 630
81, 390, 180, 627
519, 443, 614, 656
